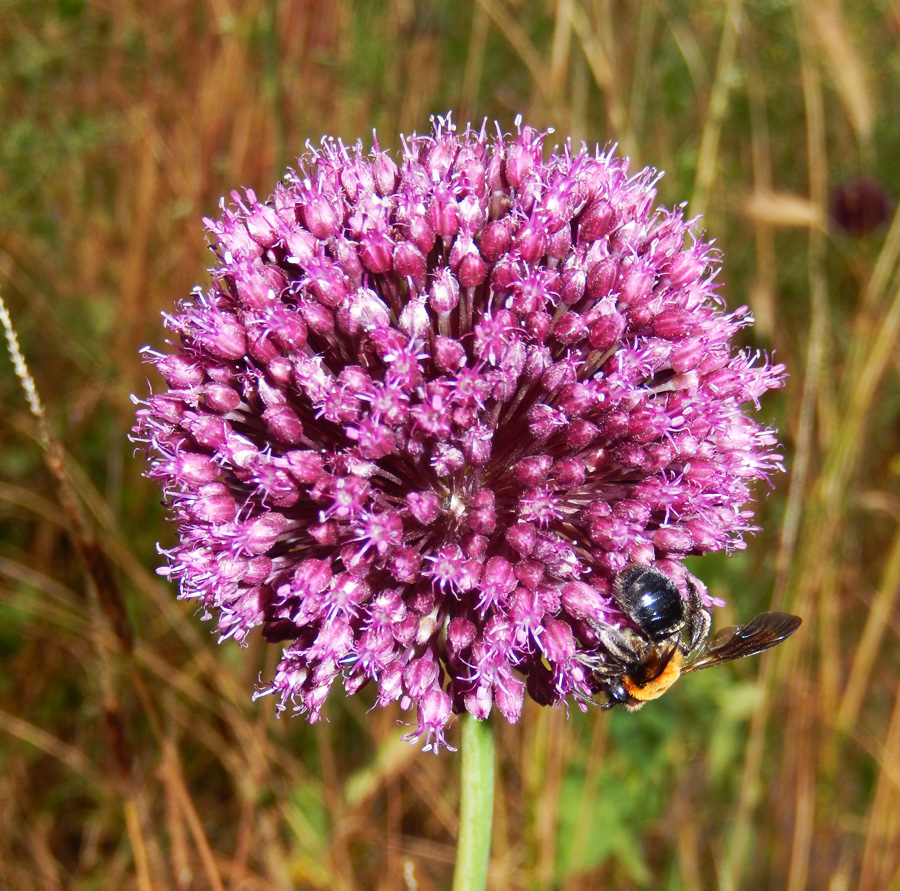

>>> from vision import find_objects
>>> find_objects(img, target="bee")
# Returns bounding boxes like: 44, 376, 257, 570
580, 565, 802, 710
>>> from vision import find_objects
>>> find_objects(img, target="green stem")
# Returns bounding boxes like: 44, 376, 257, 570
452, 713, 495, 891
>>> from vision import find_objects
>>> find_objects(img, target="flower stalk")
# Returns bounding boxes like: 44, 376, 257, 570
452, 713, 495, 891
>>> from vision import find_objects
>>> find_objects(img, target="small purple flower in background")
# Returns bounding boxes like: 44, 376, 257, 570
830, 177, 892, 237
133, 115, 784, 752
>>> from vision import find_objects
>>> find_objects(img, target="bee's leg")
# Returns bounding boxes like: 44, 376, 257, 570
573, 687, 613, 709
684, 577, 712, 652
590, 623, 641, 663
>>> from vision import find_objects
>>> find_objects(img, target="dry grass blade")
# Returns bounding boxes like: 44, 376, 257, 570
743, 22, 777, 337
740, 190, 825, 229
475, 0, 552, 105
726, 6, 828, 886
461, 4, 490, 120
857, 672, 900, 890
836, 523, 900, 731
0, 710, 104, 787
159, 738, 227, 891
1, 285, 133, 650
548, 0, 575, 104
565, 0, 626, 140
807, 0, 873, 144
691, 0, 742, 219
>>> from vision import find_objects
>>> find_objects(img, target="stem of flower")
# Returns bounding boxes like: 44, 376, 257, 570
451, 713, 495, 891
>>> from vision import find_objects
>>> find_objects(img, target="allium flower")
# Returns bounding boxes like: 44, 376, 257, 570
133, 115, 784, 752
830, 177, 892, 236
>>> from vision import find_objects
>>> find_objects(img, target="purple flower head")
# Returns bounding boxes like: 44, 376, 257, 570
830, 177, 892, 237
133, 115, 784, 752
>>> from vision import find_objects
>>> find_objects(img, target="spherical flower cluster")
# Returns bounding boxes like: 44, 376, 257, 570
133, 115, 784, 752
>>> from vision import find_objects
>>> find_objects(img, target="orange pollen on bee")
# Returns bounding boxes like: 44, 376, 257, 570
624, 649, 685, 701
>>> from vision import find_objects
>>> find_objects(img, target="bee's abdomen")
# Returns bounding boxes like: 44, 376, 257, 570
624, 649, 685, 701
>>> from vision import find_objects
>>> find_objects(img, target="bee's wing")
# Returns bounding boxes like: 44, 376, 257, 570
683, 612, 802, 674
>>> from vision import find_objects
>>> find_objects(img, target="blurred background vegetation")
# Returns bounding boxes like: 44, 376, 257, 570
1, 0, 899, 888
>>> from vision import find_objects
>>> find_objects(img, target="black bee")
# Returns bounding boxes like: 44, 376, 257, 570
580, 565, 802, 710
